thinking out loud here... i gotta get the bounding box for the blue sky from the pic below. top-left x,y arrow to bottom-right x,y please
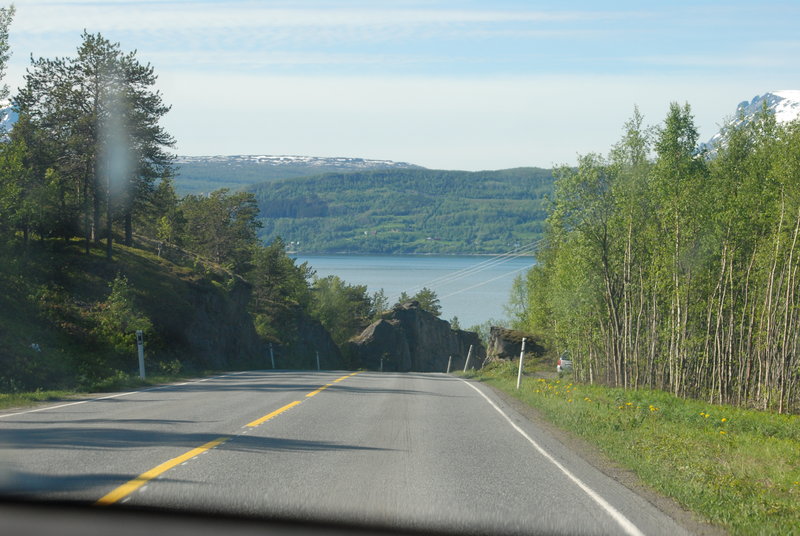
5,0 -> 800,169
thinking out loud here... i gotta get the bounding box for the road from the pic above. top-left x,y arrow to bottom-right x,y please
0,371 -> 690,535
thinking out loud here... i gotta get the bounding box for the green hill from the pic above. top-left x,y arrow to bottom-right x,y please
249,167 -> 554,254
173,156 -> 422,196
0,240 -> 267,392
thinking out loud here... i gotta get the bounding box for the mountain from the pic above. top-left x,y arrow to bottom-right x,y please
248,167 -> 553,255
706,90 -> 800,149
173,155 -> 423,195
0,100 -> 17,133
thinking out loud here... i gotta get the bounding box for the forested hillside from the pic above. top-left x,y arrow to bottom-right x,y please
250,167 -> 554,254
0,26 -> 412,392
512,105 -> 800,413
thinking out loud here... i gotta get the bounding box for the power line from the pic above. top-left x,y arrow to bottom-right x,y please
440,264 -> 533,299
410,239 -> 542,293
428,240 -> 541,289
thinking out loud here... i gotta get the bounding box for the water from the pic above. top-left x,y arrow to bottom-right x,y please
293,254 -> 534,328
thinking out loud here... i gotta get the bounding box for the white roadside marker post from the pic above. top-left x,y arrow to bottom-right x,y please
446,355 -> 452,373
463,344 -> 473,372
516,337 -> 527,390
136,330 -> 145,379
316,351 -> 321,371
269,343 -> 275,369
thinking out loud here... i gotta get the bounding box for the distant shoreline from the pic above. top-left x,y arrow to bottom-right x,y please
288,251 -> 537,258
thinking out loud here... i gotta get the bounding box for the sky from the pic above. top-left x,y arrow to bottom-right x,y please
4,0 -> 800,170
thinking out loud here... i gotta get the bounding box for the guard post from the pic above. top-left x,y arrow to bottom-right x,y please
136,330 -> 145,379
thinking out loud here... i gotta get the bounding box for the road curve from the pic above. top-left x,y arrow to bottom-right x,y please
0,371 -> 690,535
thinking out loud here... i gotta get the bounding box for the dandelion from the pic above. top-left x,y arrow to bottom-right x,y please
618,406 -> 624,409
703,413 -> 710,418
721,418 -> 727,423
719,431 -> 727,435
567,399 -> 573,403
699,412 -> 705,416
584,397 -> 591,402
626,402 -> 633,406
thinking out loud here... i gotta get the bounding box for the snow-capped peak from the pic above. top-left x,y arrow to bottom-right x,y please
769,90 -> 800,123
174,154 -> 421,170
705,90 -> 800,149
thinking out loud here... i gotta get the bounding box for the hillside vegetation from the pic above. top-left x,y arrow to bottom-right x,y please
249,167 -> 554,254
511,104 -> 800,413
0,239 -> 264,392
0,30 -> 411,396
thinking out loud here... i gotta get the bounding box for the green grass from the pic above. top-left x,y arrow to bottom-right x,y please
466,361 -> 800,535
0,390 -> 77,410
0,369 -> 222,411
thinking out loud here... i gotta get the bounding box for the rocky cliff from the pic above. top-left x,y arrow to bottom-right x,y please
343,301 -> 485,372
133,236 -> 342,371
486,326 -> 544,361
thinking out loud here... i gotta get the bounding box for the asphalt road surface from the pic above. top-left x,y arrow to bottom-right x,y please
0,371 -> 691,535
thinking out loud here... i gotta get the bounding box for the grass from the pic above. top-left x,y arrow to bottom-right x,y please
0,369 -> 222,411
465,360 -> 800,535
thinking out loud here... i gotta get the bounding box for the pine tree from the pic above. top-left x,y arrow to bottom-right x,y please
14,31 -> 175,257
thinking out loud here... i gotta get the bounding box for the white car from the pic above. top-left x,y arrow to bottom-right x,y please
557,354 -> 573,373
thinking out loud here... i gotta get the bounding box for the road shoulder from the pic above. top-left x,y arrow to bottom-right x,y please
478,379 -> 726,536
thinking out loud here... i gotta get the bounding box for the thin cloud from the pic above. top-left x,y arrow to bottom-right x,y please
11,2 -> 640,34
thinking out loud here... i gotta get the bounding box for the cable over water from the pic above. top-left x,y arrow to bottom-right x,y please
409,239 -> 542,293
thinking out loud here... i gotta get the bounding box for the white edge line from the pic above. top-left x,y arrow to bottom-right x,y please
0,372 -> 244,419
457,378 -> 645,536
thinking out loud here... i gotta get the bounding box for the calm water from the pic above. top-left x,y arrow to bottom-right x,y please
293,255 -> 534,328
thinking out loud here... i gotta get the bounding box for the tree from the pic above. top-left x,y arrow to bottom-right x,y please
136,174 -> 183,246
14,31 -> 175,257
0,4 -> 13,104
397,287 -> 442,316
369,288 -> 390,320
310,275 -> 372,345
180,189 -> 262,272
247,237 -> 314,342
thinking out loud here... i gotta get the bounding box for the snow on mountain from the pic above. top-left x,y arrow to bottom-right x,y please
174,154 -> 421,170
706,90 -> 800,149
0,101 -> 16,133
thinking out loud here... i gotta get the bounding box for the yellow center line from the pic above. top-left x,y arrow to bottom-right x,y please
306,383 -> 335,397
94,373 -> 364,507
246,400 -> 302,427
95,436 -> 230,506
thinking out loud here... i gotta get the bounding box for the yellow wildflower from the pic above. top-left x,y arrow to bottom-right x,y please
721,418 -> 727,422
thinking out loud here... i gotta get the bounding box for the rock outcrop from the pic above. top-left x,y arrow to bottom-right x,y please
486,326 -> 544,360
343,301 -> 485,372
